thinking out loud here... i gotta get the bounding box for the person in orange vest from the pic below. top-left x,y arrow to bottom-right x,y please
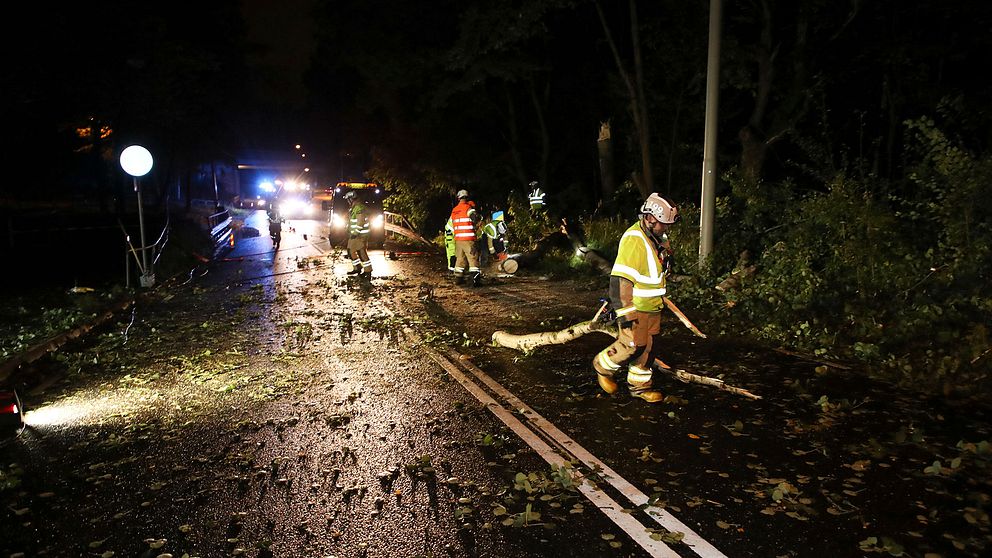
449,189 -> 482,286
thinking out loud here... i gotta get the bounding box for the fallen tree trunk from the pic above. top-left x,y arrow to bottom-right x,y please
509,230 -> 568,269
492,320 -> 609,353
561,218 -> 613,274
492,321 -> 761,399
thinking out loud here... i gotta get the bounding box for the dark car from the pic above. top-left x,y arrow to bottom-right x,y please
0,390 -> 24,435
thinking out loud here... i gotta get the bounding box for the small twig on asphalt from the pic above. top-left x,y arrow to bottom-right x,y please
121,306 -> 137,345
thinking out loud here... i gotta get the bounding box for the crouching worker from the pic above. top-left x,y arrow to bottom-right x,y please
592,193 -> 680,403
482,210 -> 508,265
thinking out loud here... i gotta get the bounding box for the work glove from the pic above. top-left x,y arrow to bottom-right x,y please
596,298 -> 617,325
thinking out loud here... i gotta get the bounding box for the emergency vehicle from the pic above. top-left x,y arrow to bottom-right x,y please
324,182 -> 386,247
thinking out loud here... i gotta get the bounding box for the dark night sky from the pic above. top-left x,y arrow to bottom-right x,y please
241,0 -> 316,111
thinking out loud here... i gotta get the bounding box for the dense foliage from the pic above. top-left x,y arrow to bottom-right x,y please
665,116 -> 992,395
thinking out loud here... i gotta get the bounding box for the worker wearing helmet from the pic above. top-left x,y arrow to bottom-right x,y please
592,193 -> 680,403
482,210 -> 508,262
449,189 -> 481,286
528,181 -> 545,213
344,190 -> 372,278
443,217 -> 456,271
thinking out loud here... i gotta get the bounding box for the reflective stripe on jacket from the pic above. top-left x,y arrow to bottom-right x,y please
349,202 -> 370,237
529,188 -> 545,207
611,221 -> 666,314
450,201 -> 478,241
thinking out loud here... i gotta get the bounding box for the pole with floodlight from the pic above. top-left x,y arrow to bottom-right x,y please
119,145 -> 155,288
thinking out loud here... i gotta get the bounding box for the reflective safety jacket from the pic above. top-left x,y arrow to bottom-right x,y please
482,220 -> 506,239
611,221 -> 668,315
450,200 -> 478,241
482,220 -> 507,253
529,188 -> 545,209
444,218 -> 456,257
349,201 -> 370,238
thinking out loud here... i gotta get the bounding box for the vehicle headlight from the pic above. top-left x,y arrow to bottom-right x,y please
303,204 -> 314,216
332,213 -> 347,228
257,199 -> 266,207
371,214 -> 384,228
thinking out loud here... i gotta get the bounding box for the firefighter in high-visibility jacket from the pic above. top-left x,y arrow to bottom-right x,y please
482,210 -> 508,263
592,193 -> 680,402
528,181 -> 546,213
443,217 -> 456,271
344,191 -> 373,278
449,189 -> 482,286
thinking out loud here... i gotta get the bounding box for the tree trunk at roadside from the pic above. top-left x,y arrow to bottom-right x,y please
598,122 -> 615,205
595,0 -> 653,199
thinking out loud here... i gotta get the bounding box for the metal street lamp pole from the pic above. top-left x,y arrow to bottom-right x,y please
120,145 -> 155,287
698,0 -> 722,268
134,176 -> 150,283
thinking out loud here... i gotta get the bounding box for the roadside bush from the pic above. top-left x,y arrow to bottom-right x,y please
557,118 -> 991,396
700,118 -> 991,394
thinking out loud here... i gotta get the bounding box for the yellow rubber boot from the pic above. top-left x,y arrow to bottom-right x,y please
592,352 -> 620,394
628,364 -> 663,403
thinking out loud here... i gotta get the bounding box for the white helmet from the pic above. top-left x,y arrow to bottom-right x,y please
456,189 -> 469,199
343,190 -> 356,201
639,193 -> 679,224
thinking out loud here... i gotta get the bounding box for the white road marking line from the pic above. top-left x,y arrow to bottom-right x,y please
417,338 -> 681,558
382,297 -> 725,557
442,347 -> 728,558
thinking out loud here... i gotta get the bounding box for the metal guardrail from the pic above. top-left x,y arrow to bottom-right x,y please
207,208 -> 234,258
383,211 -> 433,246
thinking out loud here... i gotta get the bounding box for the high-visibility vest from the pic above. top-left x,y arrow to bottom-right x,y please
529,188 -> 545,209
610,221 -> 668,315
450,201 -> 478,241
349,202 -> 370,238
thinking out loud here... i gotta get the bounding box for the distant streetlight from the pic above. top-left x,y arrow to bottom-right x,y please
120,145 -> 155,288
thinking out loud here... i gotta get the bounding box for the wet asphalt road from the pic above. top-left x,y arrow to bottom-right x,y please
1,210 -> 990,558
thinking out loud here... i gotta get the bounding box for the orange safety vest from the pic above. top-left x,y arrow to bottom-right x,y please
450,201 -> 478,241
